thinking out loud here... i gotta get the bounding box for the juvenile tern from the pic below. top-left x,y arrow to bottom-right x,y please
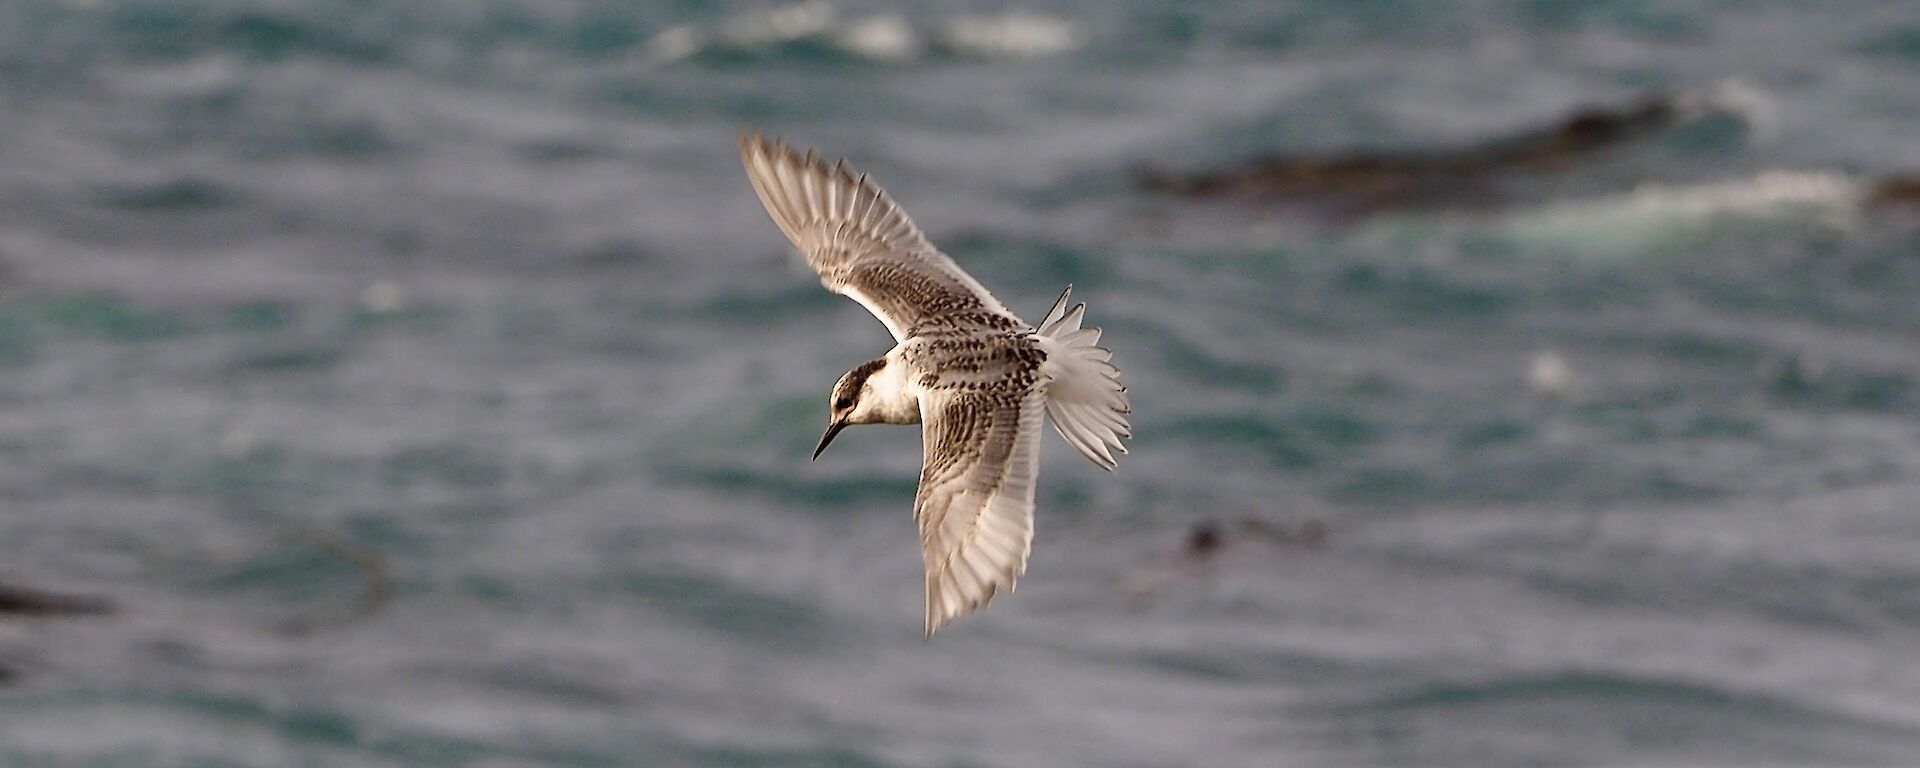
739,133 -> 1131,636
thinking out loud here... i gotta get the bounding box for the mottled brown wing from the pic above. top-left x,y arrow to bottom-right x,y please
913,386 -> 1046,636
739,133 -> 1020,341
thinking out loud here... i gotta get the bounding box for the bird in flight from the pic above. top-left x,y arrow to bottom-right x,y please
739,133 -> 1132,636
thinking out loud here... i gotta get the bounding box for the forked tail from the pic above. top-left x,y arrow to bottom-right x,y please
1035,286 -> 1131,470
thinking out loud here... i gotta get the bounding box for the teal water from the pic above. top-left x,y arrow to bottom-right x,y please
4,1 -> 1920,766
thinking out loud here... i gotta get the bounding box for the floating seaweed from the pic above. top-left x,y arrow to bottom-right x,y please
1138,91 -> 1748,215
1867,174 -> 1920,211
1122,513 -> 1330,609
0,583 -> 114,617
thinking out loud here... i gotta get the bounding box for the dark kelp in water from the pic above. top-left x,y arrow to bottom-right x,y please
0,585 -> 109,686
1868,174 -> 1920,211
1122,514 -> 1330,609
1138,93 -> 1732,214
0,583 -> 114,617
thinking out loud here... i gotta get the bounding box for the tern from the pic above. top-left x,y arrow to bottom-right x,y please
740,133 -> 1132,636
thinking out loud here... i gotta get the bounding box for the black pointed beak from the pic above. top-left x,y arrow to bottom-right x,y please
813,419 -> 848,461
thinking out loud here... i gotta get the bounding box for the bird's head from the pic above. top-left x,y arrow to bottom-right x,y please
815,357 -> 889,459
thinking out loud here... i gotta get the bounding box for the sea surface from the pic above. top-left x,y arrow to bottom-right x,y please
3,1 -> 1920,766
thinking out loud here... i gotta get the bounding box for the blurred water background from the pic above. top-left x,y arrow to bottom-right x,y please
3,1 -> 1920,765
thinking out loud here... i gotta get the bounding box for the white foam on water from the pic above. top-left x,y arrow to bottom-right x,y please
934,11 -> 1084,59
646,2 -> 843,63
830,14 -> 922,62
642,3 -> 1080,63
717,0 -> 839,47
1494,171 -> 1867,258
1527,350 -> 1575,398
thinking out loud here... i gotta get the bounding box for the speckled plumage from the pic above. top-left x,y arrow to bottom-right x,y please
740,133 -> 1131,635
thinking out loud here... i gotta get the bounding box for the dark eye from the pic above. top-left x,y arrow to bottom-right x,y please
835,397 -> 853,409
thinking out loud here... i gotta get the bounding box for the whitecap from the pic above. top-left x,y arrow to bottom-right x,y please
935,11 -> 1083,59
642,4 -> 1080,64
831,14 -> 922,62
1494,171 -> 1866,257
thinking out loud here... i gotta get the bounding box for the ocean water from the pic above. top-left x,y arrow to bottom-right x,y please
3,1 -> 1920,765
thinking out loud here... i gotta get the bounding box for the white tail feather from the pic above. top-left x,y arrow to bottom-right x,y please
1036,285 -> 1131,470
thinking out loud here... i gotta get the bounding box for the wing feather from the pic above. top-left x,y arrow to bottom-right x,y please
740,133 -> 1020,341
914,387 -> 1045,636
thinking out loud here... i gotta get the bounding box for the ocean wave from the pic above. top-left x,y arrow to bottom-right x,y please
643,2 -> 1083,64
1490,171 -> 1868,257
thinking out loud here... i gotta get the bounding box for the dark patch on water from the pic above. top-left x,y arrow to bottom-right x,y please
1767,357 -> 1915,412
1330,465 -> 1433,506
1336,263 -> 1522,319
0,308 -> 38,366
672,745 -> 893,768
30,295 -> 190,343
247,119 -> 402,160
1518,0 -> 1706,40
379,444 -> 508,491
3,690 -> 624,765
1859,26 -> 1920,62
1334,670 -> 1920,767
945,234 -> 1113,294
1129,323 -> 1283,394
515,138 -> 611,162
568,238 -> 654,269
0,583 -> 113,616
1352,672 -> 1776,712
223,301 -> 298,333
94,179 -> 239,212
194,447 -> 293,500
1137,648 -> 1384,687
1160,405 -> 1378,469
560,9 -> 651,58
214,10 -> 396,63
344,304 -> 451,334
1679,410 -> 1763,439
227,342 -> 345,374
1858,575 -> 1920,626
1591,329 -> 1773,367
492,304 -> 563,345
667,465 -> 920,510
698,282 -> 842,329
618,569 -> 830,650
190,540 -> 369,608
1453,418 -> 1534,449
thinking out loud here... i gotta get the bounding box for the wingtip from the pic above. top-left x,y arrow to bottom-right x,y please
738,129 -> 769,158
740,132 -> 864,188
741,131 -> 797,162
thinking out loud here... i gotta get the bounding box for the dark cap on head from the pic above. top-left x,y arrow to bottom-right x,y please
831,358 -> 886,408
817,357 -> 888,460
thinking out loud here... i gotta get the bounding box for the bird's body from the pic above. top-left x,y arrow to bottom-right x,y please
739,134 -> 1130,635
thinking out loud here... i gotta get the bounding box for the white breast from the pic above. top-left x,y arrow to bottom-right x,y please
853,349 -> 924,425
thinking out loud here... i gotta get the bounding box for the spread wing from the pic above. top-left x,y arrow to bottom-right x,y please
739,133 -> 1020,341
914,386 -> 1046,636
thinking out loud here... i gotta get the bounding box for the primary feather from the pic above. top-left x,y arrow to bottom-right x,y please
739,132 -> 1013,341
